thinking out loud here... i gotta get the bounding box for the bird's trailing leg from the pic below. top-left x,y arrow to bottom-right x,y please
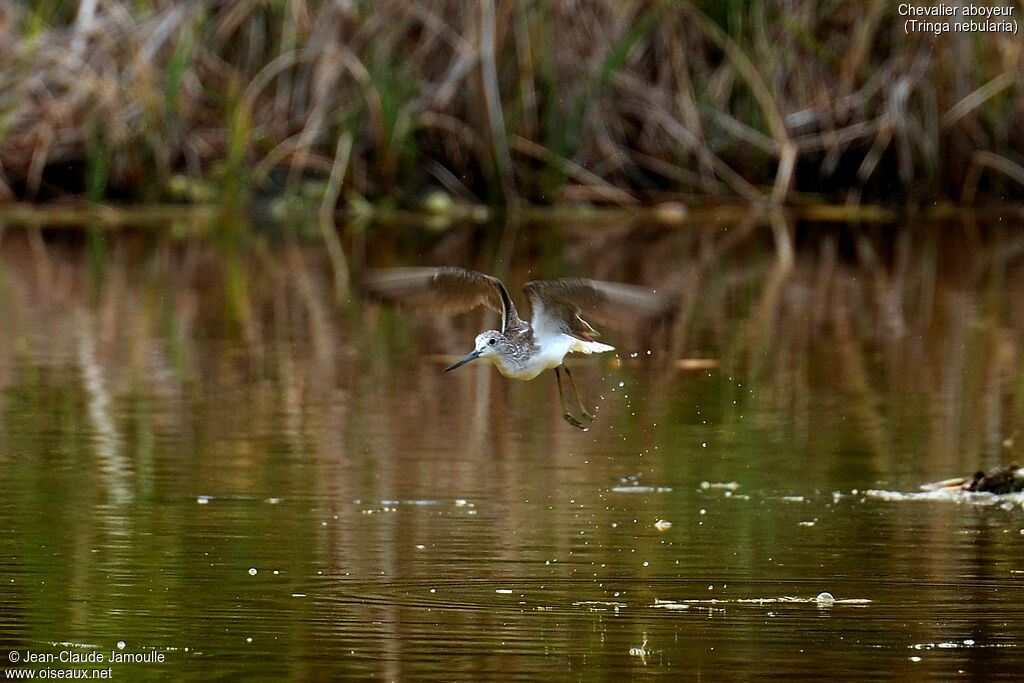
562,365 -> 595,422
555,366 -> 586,429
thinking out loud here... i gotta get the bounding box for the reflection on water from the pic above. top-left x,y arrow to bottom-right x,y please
0,214 -> 1022,679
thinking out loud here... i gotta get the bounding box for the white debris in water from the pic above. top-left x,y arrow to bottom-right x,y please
700,481 -> 740,491
654,519 -> 673,531
866,488 -> 1024,506
910,656 -> 922,662
574,600 -> 626,612
628,639 -> 650,659
654,595 -> 870,607
248,568 -> 257,576
495,588 -> 513,594
651,600 -> 690,610
196,496 -> 211,505
799,520 -> 817,527
911,639 -> 986,650
116,642 -> 126,651
610,486 -> 673,493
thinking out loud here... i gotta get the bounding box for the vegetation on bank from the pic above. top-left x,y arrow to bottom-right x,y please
1,0 -> 1023,209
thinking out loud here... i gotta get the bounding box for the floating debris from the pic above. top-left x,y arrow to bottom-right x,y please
654,519 -> 673,531
910,639 -> 1017,650
610,485 -> 673,493
573,600 -> 627,612
920,465 -> 1024,495
700,481 -> 740,491
628,639 -> 650,662
653,595 -> 870,608
651,601 -> 690,610
867,488 -> 1024,506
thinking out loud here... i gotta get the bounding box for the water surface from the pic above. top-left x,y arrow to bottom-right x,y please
0,214 -> 1021,680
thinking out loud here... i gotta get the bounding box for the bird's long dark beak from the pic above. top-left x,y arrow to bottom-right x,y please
445,349 -> 482,372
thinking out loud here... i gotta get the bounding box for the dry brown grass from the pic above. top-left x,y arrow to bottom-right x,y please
1,1 -> 1022,206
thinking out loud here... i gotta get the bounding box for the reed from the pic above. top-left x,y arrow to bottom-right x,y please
0,0 -> 1021,207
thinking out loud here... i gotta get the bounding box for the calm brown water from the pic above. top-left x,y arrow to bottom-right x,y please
0,213 -> 1022,680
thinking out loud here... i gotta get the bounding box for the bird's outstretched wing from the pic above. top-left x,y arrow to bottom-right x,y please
363,267 -> 522,333
524,278 -> 675,341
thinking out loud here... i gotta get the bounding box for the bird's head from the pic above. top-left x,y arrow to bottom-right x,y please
444,330 -> 509,371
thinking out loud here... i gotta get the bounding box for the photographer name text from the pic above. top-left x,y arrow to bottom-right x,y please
10,650 -> 164,664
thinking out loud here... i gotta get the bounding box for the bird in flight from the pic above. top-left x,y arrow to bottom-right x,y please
363,267 -> 671,429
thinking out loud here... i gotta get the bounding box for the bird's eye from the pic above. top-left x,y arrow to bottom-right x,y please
488,338 -> 497,346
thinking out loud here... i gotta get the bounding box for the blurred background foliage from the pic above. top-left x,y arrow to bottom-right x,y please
0,0 -> 1022,208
